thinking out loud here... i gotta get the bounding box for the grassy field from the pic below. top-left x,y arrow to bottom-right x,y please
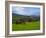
12,21 -> 40,31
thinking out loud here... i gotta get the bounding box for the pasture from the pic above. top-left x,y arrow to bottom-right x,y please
12,21 -> 40,31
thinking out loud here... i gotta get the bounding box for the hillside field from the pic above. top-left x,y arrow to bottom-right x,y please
12,21 -> 40,31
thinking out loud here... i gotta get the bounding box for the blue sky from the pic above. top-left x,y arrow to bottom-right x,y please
12,6 -> 40,16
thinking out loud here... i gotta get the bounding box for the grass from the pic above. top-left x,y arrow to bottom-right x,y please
12,21 -> 40,31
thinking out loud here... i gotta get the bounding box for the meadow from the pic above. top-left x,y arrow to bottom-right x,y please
12,21 -> 40,31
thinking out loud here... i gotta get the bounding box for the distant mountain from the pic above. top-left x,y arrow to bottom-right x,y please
12,13 -> 40,21
12,13 -> 18,16
12,13 -> 24,16
12,13 -> 40,17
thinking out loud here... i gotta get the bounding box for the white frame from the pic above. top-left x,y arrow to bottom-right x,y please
9,4 -> 43,35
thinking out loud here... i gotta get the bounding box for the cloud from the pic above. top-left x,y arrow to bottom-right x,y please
15,7 -> 25,14
12,6 -> 40,16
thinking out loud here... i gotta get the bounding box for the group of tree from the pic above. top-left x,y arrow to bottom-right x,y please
12,16 -> 40,24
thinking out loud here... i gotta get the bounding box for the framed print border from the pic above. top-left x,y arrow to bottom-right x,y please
5,1 -> 45,37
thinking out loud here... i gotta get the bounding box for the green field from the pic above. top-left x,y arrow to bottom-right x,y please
12,21 -> 40,31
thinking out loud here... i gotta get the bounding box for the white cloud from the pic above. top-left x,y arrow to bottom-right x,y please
15,7 -> 26,15
12,6 -> 40,16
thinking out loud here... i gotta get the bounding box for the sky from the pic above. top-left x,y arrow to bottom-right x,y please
12,6 -> 40,16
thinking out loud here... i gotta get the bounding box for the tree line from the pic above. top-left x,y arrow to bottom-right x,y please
12,16 -> 40,24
